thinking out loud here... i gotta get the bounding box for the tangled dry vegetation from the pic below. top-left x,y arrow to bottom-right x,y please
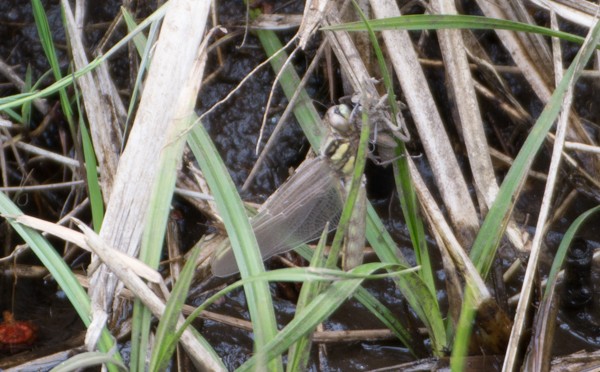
1,0 -> 600,371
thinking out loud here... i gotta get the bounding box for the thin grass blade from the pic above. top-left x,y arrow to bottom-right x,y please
237,263 -> 414,371
323,14 -> 591,48
188,121 -> 282,370
150,245 -> 223,371
286,224 -> 330,372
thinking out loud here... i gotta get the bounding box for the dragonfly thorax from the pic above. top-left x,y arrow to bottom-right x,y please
322,137 -> 356,176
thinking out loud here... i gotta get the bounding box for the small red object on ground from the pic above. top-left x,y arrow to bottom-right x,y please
0,311 -> 37,351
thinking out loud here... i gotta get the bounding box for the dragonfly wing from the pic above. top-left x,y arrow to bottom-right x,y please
253,175 -> 344,261
211,158 -> 345,277
211,242 -> 240,277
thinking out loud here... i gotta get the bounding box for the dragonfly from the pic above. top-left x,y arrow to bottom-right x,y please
211,104 -> 362,277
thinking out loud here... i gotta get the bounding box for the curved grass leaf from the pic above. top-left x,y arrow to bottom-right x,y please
188,120 -> 281,370
545,205 -> 600,299
150,244 -> 223,372
237,263 -> 414,371
50,351 -> 127,372
323,14 -> 592,48
0,3 -> 170,113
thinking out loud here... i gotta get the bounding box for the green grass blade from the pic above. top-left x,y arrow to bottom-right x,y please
469,25 -> 600,279
151,245 -> 223,371
121,7 -> 162,150
294,243 -> 416,355
521,206 -> 600,369
323,14 -> 591,48
326,93 -> 371,268
133,106 -> 205,370
3,107 -> 23,123
0,3 -> 169,113
131,52 -> 208,366
187,120 -> 282,370
21,66 -> 33,126
31,0 -> 64,83
32,0 -> 75,133
362,203 -> 446,354
121,7 -> 151,57
79,119 -> 104,231
71,83 -> 104,231
50,351 -> 127,372
353,283 -> 416,354
131,99 -> 189,372
168,265 -> 409,370
286,226 -> 330,372
38,0 -> 105,233
237,264 -> 414,371
169,265 -> 414,370
544,205 -> 600,300
51,351 -> 129,372
129,300 -> 149,371
350,0 -> 436,307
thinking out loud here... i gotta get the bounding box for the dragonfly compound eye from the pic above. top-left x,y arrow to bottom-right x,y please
326,104 -> 353,134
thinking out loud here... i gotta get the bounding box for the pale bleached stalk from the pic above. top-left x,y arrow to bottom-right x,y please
79,0 -> 211,333
475,0 -> 553,103
75,220 -> 224,371
369,0 -> 479,246
433,0 -> 526,251
433,0 -> 495,210
502,12 -> 572,372
530,0 -> 600,27
62,0 -> 124,197
322,11 -> 378,98
476,0 -> 599,169
297,0 -> 331,48
564,141 -> 600,153
408,158 -> 489,299
0,135 -> 80,168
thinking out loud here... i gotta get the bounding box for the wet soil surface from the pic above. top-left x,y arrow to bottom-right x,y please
1,0 -> 600,371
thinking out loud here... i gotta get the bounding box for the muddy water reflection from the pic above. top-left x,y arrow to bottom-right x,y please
0,277 -> 84,369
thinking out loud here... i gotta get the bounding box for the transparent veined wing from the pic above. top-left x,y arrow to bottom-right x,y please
211,157 -> 346,277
